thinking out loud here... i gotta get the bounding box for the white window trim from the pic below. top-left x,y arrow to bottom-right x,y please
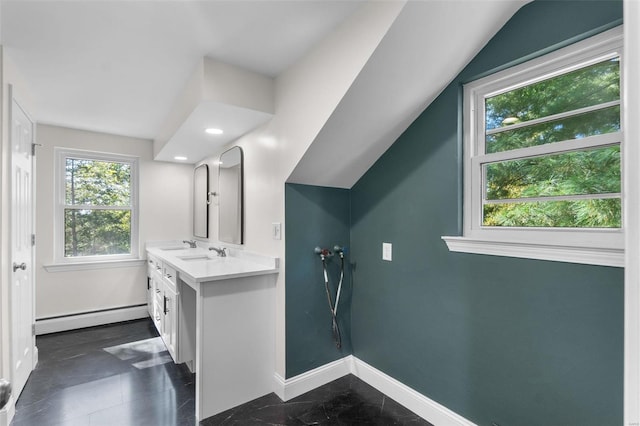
53,148 -> 140,265
443,26 -> 624,267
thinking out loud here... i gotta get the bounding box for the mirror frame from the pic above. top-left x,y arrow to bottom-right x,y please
193,163 -> 209,238
218,146 -> 244,245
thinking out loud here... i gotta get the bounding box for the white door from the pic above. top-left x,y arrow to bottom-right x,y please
10,85 -> 35,398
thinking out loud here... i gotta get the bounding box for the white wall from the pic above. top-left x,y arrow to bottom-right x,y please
35,124 -> 193,319
199,1 -> 405,377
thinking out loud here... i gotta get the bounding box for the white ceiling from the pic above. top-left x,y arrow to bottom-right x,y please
0,0 -> 364,140
2,0 -> 530,187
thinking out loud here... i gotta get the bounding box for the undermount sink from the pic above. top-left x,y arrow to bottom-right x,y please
177,254 -> 235,263
160,246 -> 188,251
178,255 -> 212,262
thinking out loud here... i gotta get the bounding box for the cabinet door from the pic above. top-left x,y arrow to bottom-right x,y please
153,299 -> 162,333
146,258 -> 154,316
152,276 -> 163,333
163,285 -> 178,361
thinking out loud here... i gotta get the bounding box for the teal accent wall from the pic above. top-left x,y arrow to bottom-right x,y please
285,183 -> 352,377
349,1 -> 623,426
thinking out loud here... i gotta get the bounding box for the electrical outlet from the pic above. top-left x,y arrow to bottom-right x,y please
272,222 -> 282,240
382,242 -> 392,261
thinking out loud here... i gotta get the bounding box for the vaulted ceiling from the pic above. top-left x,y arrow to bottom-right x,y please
1,0 -> 530,188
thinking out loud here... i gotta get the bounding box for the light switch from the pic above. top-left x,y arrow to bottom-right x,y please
382,242 -> 392,261
272,222 -> 282,240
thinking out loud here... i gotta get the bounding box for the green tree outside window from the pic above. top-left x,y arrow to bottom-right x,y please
64,158 -> 132,257
482,58 -> 621,228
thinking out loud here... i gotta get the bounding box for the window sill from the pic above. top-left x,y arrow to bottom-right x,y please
43,259 -> 146,272
441,236 -> 623,267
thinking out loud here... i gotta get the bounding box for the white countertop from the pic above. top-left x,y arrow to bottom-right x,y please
146,245 -> 279,284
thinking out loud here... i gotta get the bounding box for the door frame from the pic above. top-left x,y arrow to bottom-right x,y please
624,1 -> 640,424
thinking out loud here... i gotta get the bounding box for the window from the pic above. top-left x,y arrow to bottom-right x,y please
443,27 -> 624,267
55,149 -> 139,263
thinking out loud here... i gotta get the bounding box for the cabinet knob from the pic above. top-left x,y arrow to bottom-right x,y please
165,274 -> 172,279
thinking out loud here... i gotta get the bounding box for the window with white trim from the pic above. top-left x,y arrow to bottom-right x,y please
55,149 -> 139,263
443,27 -> 624,267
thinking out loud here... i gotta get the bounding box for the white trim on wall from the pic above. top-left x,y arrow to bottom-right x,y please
273,356 -> 354,401
42,259 -> 146,272
0,396 -> 15,426
35,305 -> 148,335
274,356 -> 478,426
352,358 -> 477,426
442,236 -> 624,267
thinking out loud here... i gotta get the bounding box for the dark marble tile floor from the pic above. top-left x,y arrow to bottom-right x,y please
202,374 -> 432,426
11,319 -> 431,425
11,319 -> 195,426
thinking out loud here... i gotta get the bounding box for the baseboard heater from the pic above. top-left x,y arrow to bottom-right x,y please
35,304 -> 148,335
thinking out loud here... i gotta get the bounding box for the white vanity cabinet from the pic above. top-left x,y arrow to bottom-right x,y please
146,244 -> 278,422
146,250 -> 195,367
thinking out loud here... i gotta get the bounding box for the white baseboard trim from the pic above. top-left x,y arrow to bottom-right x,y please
35,305 -> 148,335
273,355 -> 355,401
275,355 -> 476,426
0,395 -> 15,426
352,357 -> 477,426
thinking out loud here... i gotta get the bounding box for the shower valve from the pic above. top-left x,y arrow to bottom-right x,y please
314,246 -> 332,257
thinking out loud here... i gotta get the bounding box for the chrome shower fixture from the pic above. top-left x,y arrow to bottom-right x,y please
333,245 -> 346,256
314,244 -> 346,349
314,246 -> 333,258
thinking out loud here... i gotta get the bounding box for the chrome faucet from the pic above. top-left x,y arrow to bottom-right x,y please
209,246 -> 227,257
183,240 -> 197,248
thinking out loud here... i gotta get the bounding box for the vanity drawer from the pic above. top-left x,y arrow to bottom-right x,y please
154,282 -> 163,305
151,258 -> 163,278
163,264 -> 177,289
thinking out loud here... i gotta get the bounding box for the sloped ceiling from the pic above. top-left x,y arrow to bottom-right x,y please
288,0 -> 531,189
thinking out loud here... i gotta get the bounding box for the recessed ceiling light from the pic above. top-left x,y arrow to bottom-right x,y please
174,156 -> 188,161
205,128 -> 223,135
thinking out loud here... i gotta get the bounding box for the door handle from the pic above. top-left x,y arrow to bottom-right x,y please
12,262 -> 26,272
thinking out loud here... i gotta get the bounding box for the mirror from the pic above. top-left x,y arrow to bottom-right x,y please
193,164 -> 209,238
218,146 -> 244,244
